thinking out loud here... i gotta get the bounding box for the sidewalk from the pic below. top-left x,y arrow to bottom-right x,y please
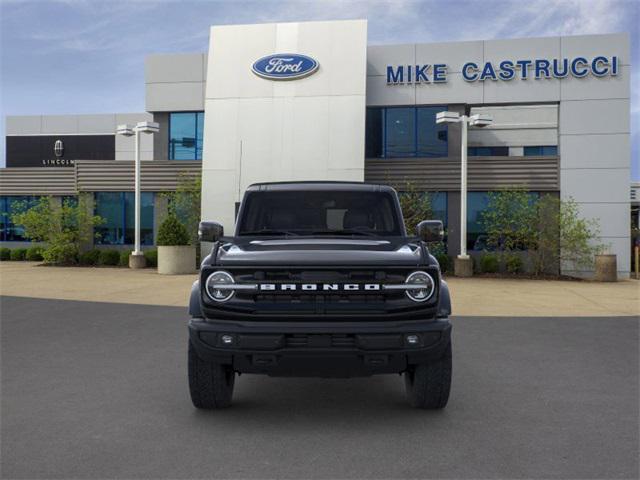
0,262 -> 638,317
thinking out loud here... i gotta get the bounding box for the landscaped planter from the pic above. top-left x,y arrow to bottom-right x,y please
158,245 -> 196,275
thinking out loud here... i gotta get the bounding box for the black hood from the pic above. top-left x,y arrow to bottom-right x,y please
214,237 -> 424,267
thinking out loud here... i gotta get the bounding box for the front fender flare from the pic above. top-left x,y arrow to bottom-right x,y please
188,280 -> 203,318
437,279 -> 451,318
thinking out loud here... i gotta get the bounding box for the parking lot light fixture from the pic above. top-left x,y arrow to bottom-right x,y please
436,111 -> 492,274
116,121 -> 159,268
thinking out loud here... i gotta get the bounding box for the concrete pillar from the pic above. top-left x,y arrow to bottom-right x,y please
454,256 -> 473,277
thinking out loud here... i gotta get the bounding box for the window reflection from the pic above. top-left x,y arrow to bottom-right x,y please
365,106 -> 448,158
95,192 -> 154,245
0,196 -> 39,242
169,112 -> 204,160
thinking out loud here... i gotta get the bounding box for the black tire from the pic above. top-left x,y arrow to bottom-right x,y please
404,341 -> 452,409
188,340 -> 235,409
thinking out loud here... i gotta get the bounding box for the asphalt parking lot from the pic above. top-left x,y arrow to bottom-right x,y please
1,296 -> 638,479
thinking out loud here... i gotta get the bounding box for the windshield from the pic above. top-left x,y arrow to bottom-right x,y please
237,190 -> 403,236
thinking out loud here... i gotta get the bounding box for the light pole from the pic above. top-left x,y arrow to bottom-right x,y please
436,111 -> 492,276
116,121 -> 159,268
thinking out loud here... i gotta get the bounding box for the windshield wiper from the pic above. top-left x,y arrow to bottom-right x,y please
240,229 -> 299,236
311,229 -> 376,237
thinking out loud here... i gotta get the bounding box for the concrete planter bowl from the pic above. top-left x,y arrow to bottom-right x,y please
157,245 -> 196,275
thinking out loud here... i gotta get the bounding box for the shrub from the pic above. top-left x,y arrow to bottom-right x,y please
157,214 -> 190,246
479,254 -> 499,273
79,249 -> 101,266
0,248 -> 10,261
11,196 -> 103,265
99,249 -> 120,266
435,253 -> 449,273
144,249 -> 158,267
25,246 -> 44,261
10,248 -> 27,261
119,250 -> 130,267
505,254 -> 524,274
43,244 -> 78,265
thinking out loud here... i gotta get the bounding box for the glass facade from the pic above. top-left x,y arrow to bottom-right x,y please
366,106 -> 448,158
468,146 -> 509,156
467,191 -> 540,252
430,192 -> 448,229
0,196 -> 38,242
524,145 -> 558,156
169,112 -> 204,160
95,192 -> 154,245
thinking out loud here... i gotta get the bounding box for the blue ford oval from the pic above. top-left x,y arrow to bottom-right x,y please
252,53 -> 319,80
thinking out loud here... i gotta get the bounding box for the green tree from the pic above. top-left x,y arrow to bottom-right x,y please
397,181 -> 447,261
480,189 -> 604,275
480,188 -> 537,252
11,196 -> 103,265
397,182 -> 434,235
534,196 -> 604,273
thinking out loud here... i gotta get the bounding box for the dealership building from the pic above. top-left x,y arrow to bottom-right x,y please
0,20 -> 632,277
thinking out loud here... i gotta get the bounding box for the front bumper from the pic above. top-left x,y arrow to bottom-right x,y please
188,318 -> 452,377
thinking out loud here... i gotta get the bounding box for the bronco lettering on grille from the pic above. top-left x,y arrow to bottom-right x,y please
258,283 -> 382,291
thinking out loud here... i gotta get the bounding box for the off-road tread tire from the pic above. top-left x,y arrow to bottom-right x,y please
404,341 -> 452,409
188,340 -> 235,409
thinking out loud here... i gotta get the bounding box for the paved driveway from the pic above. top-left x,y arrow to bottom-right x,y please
1,296 -> 638,479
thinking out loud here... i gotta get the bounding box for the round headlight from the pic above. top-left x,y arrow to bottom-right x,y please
205,271 -> 235,302
405,271 -> 435,302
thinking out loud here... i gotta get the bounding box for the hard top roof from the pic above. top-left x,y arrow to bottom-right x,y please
245,181 -> 396,193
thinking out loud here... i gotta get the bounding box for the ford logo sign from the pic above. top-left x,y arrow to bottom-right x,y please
252,53 -> 319,80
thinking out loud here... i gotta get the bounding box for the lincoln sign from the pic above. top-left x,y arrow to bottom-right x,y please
386,55 -> 621,84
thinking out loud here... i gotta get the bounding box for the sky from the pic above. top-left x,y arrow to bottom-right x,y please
1,0 -> 638,178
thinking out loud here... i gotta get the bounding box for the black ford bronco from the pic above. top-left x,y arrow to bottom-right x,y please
188,182 -> 452,409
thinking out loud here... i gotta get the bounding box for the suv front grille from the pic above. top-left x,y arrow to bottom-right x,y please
202,267 -> 438,319
285,334 -> 356,348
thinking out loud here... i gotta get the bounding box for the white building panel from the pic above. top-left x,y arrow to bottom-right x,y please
560,168 -> 629,203
560,65 -> 630,101
41,115 -> 78,134
146,53 -> 205,83
415,40 -> 484,73
366,44 -> 415,77
201,20 -> 367,229
560,99 -> 629,135
468,128 -> 557,147
415,73 -> 484,105
146,82 -> 205,112
483,77 -> 561,103
77,114 -> 116,134
483,36 -> 561,64
6,116 -> 42,134
366,76 -> 415,106
576,203 -> 630,241
560,134 -> 630,169
469,105 -> 558,147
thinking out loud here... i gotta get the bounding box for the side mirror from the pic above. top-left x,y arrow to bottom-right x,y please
198,221 -> 224,242
416,220 -> 444,243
